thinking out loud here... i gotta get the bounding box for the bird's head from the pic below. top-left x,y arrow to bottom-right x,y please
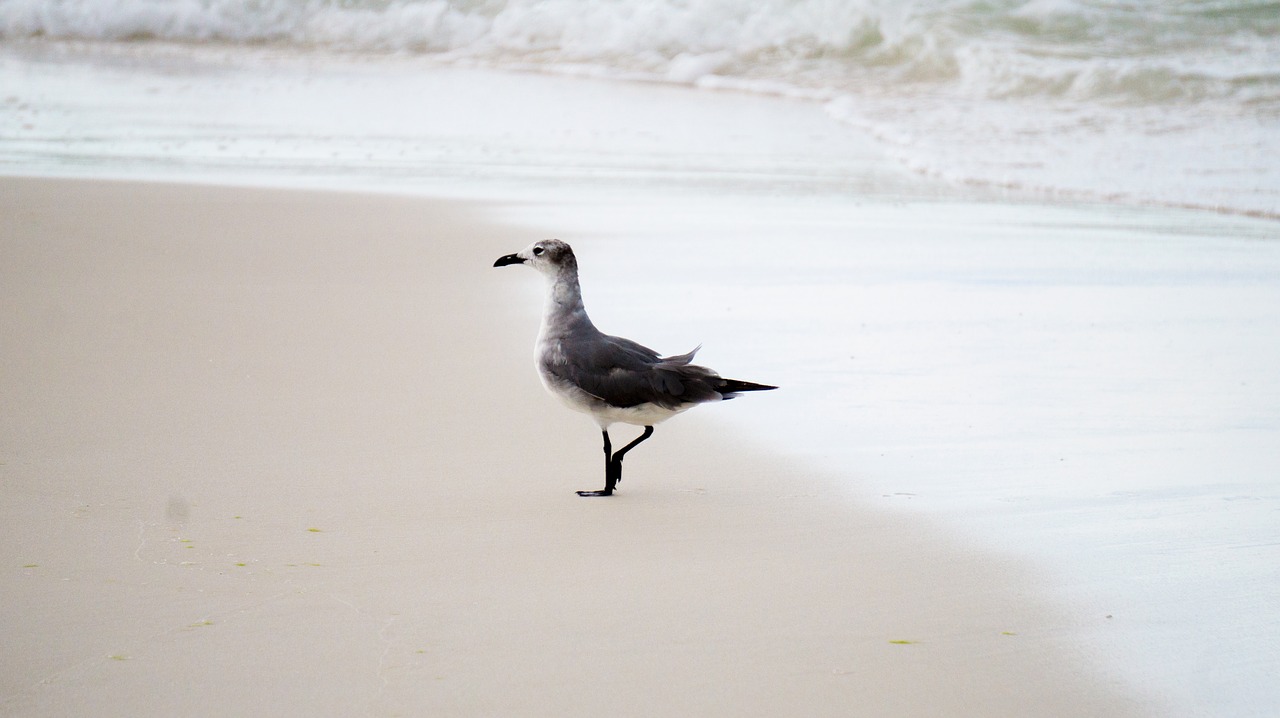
493,239 -> 577,276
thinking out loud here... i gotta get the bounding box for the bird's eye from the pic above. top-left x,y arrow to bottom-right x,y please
532,246 -> 545,256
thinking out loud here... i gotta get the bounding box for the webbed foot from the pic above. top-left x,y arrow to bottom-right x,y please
576,488 -> 614,497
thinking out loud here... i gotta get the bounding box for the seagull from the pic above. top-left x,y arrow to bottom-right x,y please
493,239 -> 776,497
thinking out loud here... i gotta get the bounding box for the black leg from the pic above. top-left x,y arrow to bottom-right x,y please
602,430 -> 612,474
577,430 -> 617,497
612,425 -> 654,465
576,426 -> 654,498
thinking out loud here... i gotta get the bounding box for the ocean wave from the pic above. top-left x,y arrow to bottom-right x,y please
3,0 -> 1276,215
3,0 -> 1276,108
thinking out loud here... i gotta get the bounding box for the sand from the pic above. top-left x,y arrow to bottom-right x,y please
0,176 -> 1152,716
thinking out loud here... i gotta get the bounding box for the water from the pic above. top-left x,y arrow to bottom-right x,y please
3,0 -> 1278,216
0,41 -> 926,199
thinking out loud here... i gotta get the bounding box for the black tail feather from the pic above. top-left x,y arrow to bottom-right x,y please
717,378 -> 778,398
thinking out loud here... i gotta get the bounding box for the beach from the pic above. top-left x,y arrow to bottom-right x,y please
3,176 -> 1146,716
2,18 -> 1279,717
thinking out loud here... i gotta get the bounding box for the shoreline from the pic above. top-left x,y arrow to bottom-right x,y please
7,163 -> 1279,225
0,175 -> 1153,716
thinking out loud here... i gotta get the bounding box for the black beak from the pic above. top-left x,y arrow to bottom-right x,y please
493,253 -> 524,267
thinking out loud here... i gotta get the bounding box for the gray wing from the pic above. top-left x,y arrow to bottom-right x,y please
558,334 -> 723,409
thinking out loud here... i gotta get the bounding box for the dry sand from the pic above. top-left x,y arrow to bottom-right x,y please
1,177 -> 1149,716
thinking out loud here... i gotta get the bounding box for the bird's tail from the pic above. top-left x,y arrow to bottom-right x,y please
717,378 -> 778,399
